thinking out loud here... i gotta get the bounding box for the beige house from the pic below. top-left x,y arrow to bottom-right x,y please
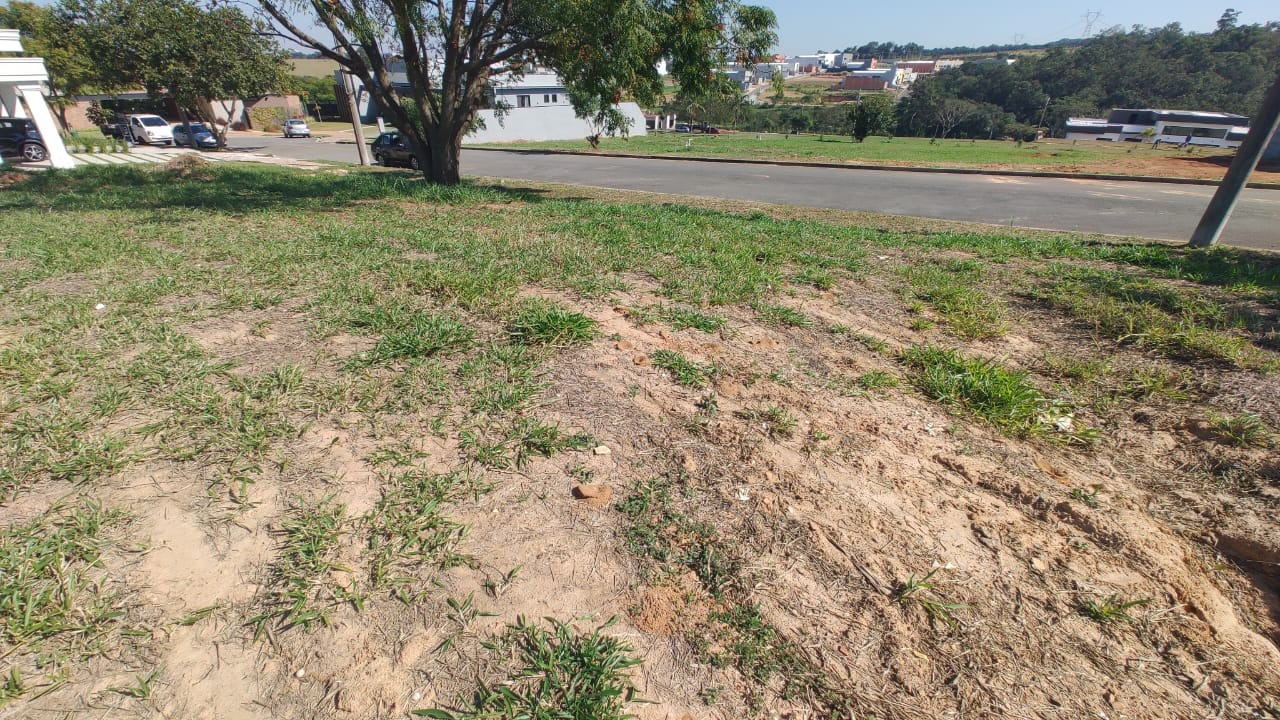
0,28 -> 74,168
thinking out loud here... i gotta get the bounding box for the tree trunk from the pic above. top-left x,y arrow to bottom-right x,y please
423,124 -> 463,185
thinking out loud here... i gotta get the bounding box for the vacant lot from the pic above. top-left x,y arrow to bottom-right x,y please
482,133 -> 1280,183
1,161 -> 1278,719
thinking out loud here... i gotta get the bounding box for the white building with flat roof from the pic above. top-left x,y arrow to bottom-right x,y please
1064,108 -> 1250,148
344,69 -> 647,144
0,28 -> 74,167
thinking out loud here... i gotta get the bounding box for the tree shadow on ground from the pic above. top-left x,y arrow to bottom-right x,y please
0,163 -> 552,215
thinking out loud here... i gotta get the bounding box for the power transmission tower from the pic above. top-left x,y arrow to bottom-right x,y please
1082,11 -> 1102,37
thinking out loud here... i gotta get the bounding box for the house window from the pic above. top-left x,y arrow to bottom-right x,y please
552,94 -> 559,103
543,94 -> 551,104
517,95 -> 531,108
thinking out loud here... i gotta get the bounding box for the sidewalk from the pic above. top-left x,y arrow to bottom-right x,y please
13,145 -> 327,171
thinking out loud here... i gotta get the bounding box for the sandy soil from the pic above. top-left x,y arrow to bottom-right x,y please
2,211 -> 1278,719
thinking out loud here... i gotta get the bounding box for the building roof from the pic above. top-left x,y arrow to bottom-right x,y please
1107,108 -> 1250,126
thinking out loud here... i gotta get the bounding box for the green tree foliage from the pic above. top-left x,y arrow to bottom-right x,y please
851,93 -> 895,141
894,12 -> 1280,138
770,69 -> 787,102
60,0 -> 290,145
0,1 -> 95,129
285,76 -> 337,105
258,0 -> 777,184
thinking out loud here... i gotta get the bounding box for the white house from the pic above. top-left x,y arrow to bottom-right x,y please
0,28 -> 74,168
1064,108 -> 1251,148
344,70 -> 647,144
468,72 -> 646,143
790,54 -> 826,72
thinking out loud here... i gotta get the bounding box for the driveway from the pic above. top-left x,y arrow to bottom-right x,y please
231,134 -> 1280,252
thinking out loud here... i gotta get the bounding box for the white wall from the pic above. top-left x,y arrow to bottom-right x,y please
465,102 -> 647,144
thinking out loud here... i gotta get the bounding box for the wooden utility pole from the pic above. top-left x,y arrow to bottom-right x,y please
341,72 -> 371,166
1188,70 -> 1280,248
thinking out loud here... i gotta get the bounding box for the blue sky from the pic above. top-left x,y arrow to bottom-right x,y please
755,1 -> 1279,54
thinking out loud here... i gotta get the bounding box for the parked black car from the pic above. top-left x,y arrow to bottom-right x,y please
172,122 -> 219,149
100,121 -> 128,139
0,117 -> 48,163
370,131 -> 420,169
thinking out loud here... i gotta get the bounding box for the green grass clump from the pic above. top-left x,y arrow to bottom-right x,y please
794,267 -> 837,290
901,261 -> 1007,339
629,304 -> 727,333
419,617 -> 642,720
1207,412 -> 1274,448
901,346 -> 1060,438
364,469 -> 480,593
508,303 -> 598,347
651,349 -> 717,388
0,501 -> 128,704
855,370 -> 899,390
736,405 -> 798,439
753,302 -> 811,328
365,313 -> 475,364
895,567 -> 967,627
252,497 -> 357,634
1079,595 -> 1149,624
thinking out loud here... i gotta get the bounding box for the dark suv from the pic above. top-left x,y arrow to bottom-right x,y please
370,131 -> 419,169
0,118 -> 48,163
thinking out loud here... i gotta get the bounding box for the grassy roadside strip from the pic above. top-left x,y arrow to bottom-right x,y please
471,134 -> 1272,183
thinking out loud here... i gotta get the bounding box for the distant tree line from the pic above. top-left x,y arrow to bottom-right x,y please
839,38 -> 1090,59
666,10 -> 1276,143
896,11 -> 1279,139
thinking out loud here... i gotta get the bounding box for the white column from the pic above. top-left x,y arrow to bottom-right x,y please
18,85 -> 75,168
0,83 -> 23,117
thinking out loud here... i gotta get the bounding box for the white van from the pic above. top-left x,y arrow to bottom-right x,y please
125,114 -> 174,145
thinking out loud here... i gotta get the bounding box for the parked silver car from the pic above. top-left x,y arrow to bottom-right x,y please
283,119 -> 311,138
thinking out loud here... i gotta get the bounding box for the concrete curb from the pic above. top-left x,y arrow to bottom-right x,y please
465,146 -> 1280,191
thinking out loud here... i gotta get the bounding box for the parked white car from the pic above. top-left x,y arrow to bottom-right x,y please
125,114 -> 174,145
283,119 -> 311,138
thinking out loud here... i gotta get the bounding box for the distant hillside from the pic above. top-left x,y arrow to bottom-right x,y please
837,38 -> 1088,59
894,11 -> 1280,139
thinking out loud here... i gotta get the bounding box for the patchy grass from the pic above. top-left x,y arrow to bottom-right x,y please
615,477 -> 858,715
508,302 -> 598,347
736,405 -> 798,439
361,313 -> 475,365
4,164 -> 1280,719
626,304 -> 727,333
901,345 -> 1083,440
252,496 -> 357,634
855,370 -> 899,391
0,501 -> 130,704
752,302 -> 811,328
901,259 -> 1007,339
651,349 -> 718,389
421,617 -> 643,720
1207,413 -> 1274,448
1029,266 -> 1275,370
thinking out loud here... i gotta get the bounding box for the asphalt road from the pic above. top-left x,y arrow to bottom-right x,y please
234,133 -> 1280,252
